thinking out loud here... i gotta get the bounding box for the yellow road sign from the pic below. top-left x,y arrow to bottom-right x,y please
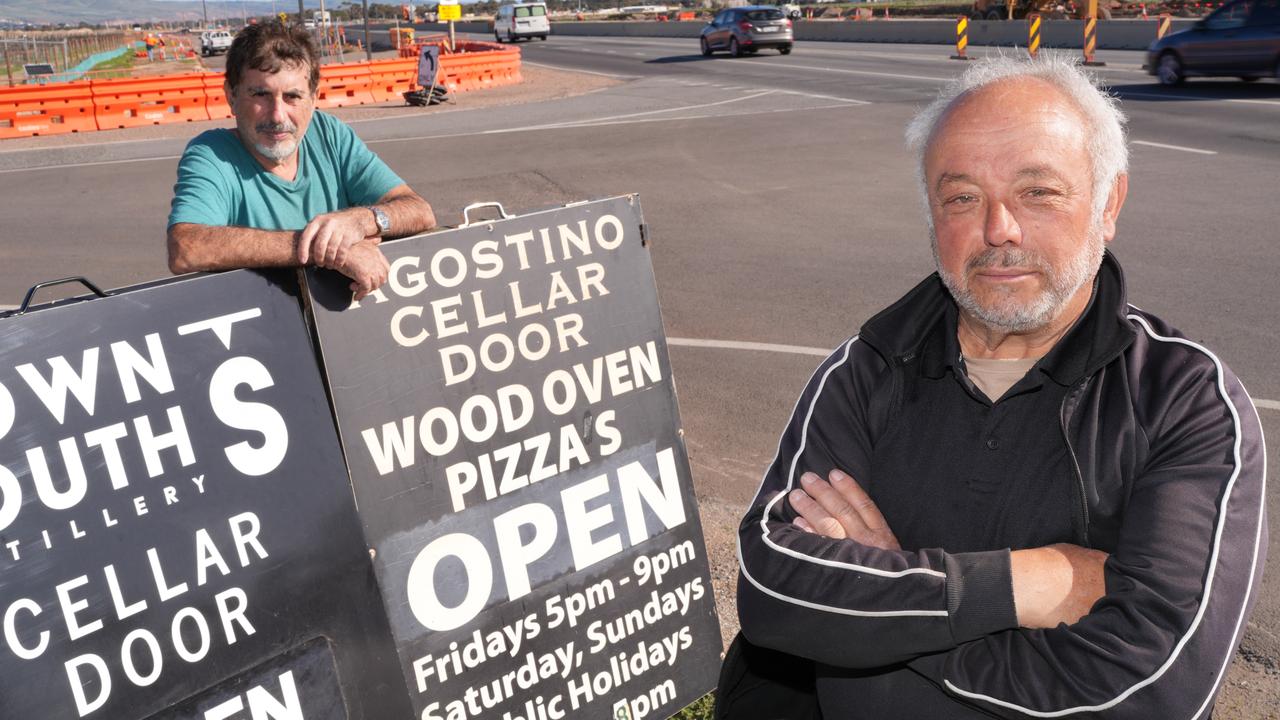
439,4 -> 462,20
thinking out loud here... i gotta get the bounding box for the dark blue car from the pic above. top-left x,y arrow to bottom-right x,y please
1147,0 -> 1280,84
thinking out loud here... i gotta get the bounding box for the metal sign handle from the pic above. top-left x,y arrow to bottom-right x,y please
459,201 -> 511,228
15,276 -> 110,315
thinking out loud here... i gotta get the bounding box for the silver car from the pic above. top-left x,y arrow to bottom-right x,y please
701,6 -> 795,57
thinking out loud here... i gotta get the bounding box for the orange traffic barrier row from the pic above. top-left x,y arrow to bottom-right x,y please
0,47 -> 522,139
0,81 -> 97,138
438,45 -> 522,93
203,74 -> 232,120
92,74 -> 209,130
368,58 -> 418,102
316,63 -> 377,109
440,55 -> 521,93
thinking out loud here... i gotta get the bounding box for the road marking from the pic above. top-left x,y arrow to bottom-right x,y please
514,90 -> 776,129
0,155 -> 181,174
473,102 -> 858,132
520,60 -> 637,78
1132,140 -> 1217,155
1120,90 -> 1280,107
0,135 -> 170,155
668,336 -> 830,357
750,62 -> 947,83
668,336 -> 1280,411
779,89 -> 870,105
1227,98 -> 1280,107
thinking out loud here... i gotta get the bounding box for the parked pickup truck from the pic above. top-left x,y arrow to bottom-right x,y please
200,30 -> 233,56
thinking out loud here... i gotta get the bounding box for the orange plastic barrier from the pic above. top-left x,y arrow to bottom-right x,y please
1,46 -> 522,141
316,63 -> 375,108
91,75 -> 210,129
203,73 -> 232,120
0,81 -> 98,138
367,58 -> 420,102
438,43 -> 522,94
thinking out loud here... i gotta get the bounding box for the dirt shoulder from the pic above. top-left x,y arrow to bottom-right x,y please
0,64 -> 621,152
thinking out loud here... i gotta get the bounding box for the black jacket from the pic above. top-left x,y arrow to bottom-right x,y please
733,253 -> 1268,718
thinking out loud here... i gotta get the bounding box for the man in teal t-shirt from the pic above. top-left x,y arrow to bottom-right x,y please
167,21 -> 436,299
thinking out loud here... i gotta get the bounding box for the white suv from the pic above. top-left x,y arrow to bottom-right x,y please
494,2 -> 550,42
201,30 -> 233,56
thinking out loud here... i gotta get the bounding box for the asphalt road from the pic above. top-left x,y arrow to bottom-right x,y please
1,36 -> 1277,715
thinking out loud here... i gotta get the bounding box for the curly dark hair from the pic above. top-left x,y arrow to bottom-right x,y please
225,21 -> 321,94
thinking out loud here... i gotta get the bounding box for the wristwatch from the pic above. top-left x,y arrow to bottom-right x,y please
370,206 -> 391,235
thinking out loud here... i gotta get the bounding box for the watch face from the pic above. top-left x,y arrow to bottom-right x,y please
374,207 -> 391,233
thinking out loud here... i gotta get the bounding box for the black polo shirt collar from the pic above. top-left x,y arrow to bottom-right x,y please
860,251 -> 1136,388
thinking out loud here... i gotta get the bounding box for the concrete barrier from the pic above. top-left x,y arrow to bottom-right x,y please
420,18 -> 1195,50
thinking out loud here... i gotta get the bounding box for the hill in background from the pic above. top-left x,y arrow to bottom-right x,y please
0,1 -> 320,25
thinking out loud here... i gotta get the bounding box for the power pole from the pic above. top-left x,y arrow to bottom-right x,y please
3,41 -> 13,88
363,0 -> 372,61
202,0 -> 209,27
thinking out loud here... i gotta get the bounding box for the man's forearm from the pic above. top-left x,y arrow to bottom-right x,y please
375,187 -> 436,238
167,223 -> 300,274
1010,544 -> 1107,628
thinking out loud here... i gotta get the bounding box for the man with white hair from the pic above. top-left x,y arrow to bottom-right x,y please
723,54 -> 1266,719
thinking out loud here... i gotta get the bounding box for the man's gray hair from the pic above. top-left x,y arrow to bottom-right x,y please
904,53 -> 1129,221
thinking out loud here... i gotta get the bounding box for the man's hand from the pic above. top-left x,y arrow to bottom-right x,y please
788,469 -> 901,551
1010,544 -> 1108,628
297,208 -> 377,269
334,239 -> 390,301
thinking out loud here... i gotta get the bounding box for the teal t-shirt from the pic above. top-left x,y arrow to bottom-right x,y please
168,111 -> 403,231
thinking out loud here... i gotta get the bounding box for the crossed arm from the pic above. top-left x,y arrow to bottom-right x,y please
167,184 -> 435,299
788,468 -> 1107,629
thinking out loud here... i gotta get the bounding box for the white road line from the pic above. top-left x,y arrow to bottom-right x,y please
0,135 -> 171,155
668,335 -> 1280,411
520,60 -> 638,78
1227,98 -> 1280,107
515,89 -> 776,130
668,336 -> 830,357
1120,91 -> 1280,107
1132,139 -> 1217,155
752,61 -> 947,83
779,89 -> 870,105
0,155 -> 182,174
490,102 -> 858,130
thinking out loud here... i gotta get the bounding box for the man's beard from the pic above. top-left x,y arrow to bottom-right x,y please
252,122 -> 299,161
932,221 -> 1106,334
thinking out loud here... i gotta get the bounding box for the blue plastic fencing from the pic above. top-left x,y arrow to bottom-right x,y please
40,44 -> 132,84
